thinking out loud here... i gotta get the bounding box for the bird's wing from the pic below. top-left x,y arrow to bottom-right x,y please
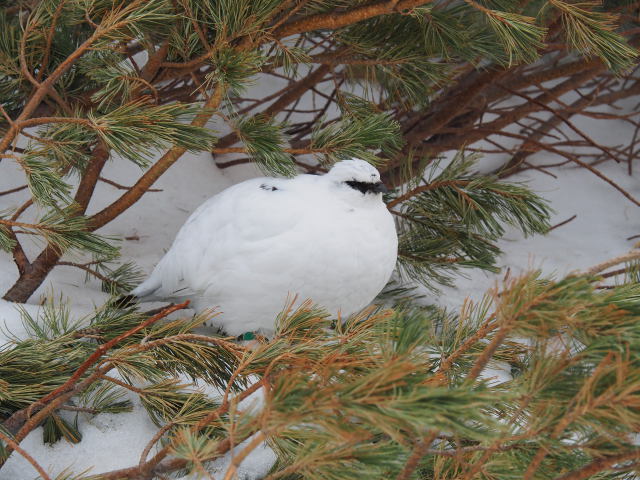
132,177 -> 307,301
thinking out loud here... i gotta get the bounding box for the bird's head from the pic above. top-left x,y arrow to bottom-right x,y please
325,159 -> 388,200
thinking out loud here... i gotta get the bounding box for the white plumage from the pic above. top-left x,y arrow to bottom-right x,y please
131,159 -> 398,336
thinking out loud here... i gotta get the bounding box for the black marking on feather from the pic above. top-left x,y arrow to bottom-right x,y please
260,183 -> 278,191
345,180 -> 387,194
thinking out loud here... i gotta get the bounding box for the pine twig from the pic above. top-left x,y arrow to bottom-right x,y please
386,180 -> 471,209
138,422 -> 176,469
523,352 -> 615,480
579,249 -> 640,276
1,302 -> 190,457
88,84 -> 225,230
57,261 -> 114,285
395,430 -> 440,480
552,450 -> 640,480
466,323 -> 512,381
0,430 -> 51,480
98,381 -> 264,479
600,267 -> 630,279
438,314 -> 497,375
0,17 -> 111,155
99,177 -> 162,192
0,185 -> 28,196
274,0 -> 430,38
546,214 -> 577,233
222,431 -> 268,480
39,301 -> 189,405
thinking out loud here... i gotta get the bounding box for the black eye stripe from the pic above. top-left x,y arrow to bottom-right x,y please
345,180 -> 383,194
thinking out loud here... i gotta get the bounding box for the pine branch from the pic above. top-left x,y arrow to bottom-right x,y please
549,0 -> 638,73
2,3 -> 640,477
234,114 -> 296,176
213,63 -> 332,151
464,0 -> 546,65
0,430 -> 51,480
87,84 -> 226,231
0,0 -> 148,155
275,0 -> 431,38
579,249 -> 640,276
393,153 -> 551,289
553,449 -> 640,480
2,269 -> 640,478
394,430 -> 439,480
2,302 -> 189,446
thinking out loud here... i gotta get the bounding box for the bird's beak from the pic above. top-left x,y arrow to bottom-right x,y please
372,182 -> 388,194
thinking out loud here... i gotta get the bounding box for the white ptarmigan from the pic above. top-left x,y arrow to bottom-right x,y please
131,159 -> 398,336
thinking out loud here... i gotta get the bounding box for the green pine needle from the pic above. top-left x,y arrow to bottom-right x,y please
393,152 -> 552,289
310,112 -> 403,165
206,49 -> 265,95
89,100 -> 217,168
0,225 -> 16,253
550,0 -> 638,73
236,115 -> 296,176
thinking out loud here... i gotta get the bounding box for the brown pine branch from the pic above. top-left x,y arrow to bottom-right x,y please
553,450 -> 640,480
18,13 -> 43,90
94,437 -> 238,480
16,116 -> 94,129
0,184 -> 28,196
0,218 -> 60,231
0,430 -> 51,480
381,61 -> 607,185
39,301 -> 190,406
386,180 -> 472,209
97,379 -> 264,480
395,430 -> 440,480
274,0 -> 430,38
523,352 -> 616,480
99,176 -> 163,193
222,431 -> 268,480
212,147 -> 326,155
138,422 -> 176,469
494,88 -> 604,178
87,84 -> 225,231
580,249 -> 640,276
3,141 -> 111,302
0,0 -> 149,155
498,84 -> 620,165
438,314 -> 498,375
98,374 -> 148,396
466,323 -> 513,382
546,214 -> 577,233
36,0 -> 68,83
1,302 -> 189,448
489,130 -> 640,207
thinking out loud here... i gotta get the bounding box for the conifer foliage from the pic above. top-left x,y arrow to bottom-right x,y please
1,266 -> 640,479
0,0 -> 639,478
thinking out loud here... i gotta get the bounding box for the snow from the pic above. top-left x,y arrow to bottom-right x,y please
436,159 -> 640,309
190,435 -> 278,480
0,300 -> 40,342
1,75 -> 639,478
0,378 -> 275,480
0,394 -> 159,478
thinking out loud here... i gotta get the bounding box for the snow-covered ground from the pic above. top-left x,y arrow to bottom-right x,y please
437,159 -> 640,309
1,83 -> 639,478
